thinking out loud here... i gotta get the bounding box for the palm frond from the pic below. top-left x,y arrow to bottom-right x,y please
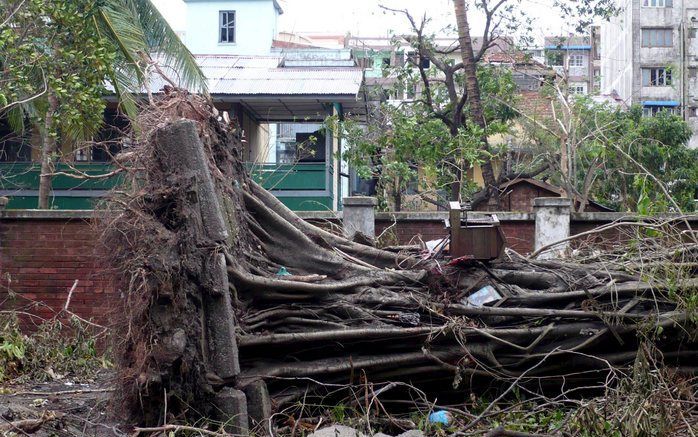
108,68 -> 139,122
126,0 -> 207,93
97,3 -> 148,85
6,106 -> 25,133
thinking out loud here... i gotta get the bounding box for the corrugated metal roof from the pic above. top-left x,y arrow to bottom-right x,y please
152,55 -> 363,96
210,71 -> 362,94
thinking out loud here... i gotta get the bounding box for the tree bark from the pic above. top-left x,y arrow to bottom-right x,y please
453,0 -> 498,203
38,90 -> 58,209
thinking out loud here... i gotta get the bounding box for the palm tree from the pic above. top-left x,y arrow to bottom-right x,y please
452,0 -> 497,203
2,0 -> 206,208
97,0 -> 207,112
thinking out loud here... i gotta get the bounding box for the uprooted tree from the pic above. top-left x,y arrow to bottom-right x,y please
103,92 -> 698,435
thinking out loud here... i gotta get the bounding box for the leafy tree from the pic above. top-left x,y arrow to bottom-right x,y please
0,0 -> 205,208
583,107 -> 696,213
334,65 -> 517,211
336,0 -> 622,210
521,92 -> 697,213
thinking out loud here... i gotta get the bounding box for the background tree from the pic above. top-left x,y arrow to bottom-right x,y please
0,0 -> 205,208
519,87 -> 697,212
335,65 -> 516,210
337,0 -> 623,210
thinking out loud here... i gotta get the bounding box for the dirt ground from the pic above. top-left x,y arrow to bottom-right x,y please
0,371 -> 122,436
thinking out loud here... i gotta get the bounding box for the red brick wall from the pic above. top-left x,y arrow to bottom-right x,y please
474,184 -> 554,213
500,221 -> 535,254
376,220 -> 447,245
5,213 -> 690,326
375,219 -> 535,254
0,218 -> 117,326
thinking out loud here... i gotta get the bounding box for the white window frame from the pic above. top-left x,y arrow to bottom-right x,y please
568,54 -> 584,67
642,67 -> 672,86
643,0 -> 672,7
219,10 -> 236,44
569,83 -> 587,95
643,105 -> 677,117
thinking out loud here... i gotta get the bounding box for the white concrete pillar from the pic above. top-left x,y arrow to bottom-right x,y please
342,196 -> 377,240
533,197 -> 572,259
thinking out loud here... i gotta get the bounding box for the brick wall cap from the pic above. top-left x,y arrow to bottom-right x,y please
533,197 -> 572,208
343,197 -> 378,207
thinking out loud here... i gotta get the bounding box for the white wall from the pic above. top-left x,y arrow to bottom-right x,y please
601,0 -> 634,101
184,0 -> 279,55
566,52 -> 590,80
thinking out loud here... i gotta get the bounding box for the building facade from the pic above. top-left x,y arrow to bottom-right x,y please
544,35 -> 595,95
182,0 -> 282,55
601,0 -> 698,147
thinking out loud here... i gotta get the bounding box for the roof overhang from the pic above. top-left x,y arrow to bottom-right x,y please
213,94 -> 367,122
183,0 -> 283,14
544,45 -> 592,50
643,100 -> 680,107
105,54 -> 366,122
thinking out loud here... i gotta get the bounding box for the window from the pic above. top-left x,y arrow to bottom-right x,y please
642,0 -> 673,6
570,84 -> 587,95
356,57 -> 374,69
274,124 -> 326,164
642,67 -> 672,86
643,105 -> 677,117
568,54 -> 584,67
219,11 -> 235,43
93,109 -> 130,162
641,28 -> 673,47
382,57 -> 391,67
408,53 -> 430,69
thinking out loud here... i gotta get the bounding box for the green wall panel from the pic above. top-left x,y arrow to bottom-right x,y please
276,196 -> 332,211
4,196 -> 101,210
2,163 -> 334,211
0,163 -> 122,190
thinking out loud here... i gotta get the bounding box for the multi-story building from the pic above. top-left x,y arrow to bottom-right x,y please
544,35 -> 595,95
601,0 -> 698,147
591,26 -> 603,94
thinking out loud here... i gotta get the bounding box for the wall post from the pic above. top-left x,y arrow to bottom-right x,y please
342,196 -> 377,240
533,197 -> 572,259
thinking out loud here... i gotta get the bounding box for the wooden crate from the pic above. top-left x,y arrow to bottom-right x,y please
448,201 -> 507,260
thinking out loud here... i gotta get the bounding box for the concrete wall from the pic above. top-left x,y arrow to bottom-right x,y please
184,0 -> 279,55
601,0 -> 635,99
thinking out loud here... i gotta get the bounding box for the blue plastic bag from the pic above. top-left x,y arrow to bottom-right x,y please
428,410 -> 451,425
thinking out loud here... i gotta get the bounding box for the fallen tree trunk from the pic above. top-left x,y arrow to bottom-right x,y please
104,92 -> 697,433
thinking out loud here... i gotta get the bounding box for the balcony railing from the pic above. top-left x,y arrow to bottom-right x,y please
247,162 -> 328,191
0,162 -> 334,211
